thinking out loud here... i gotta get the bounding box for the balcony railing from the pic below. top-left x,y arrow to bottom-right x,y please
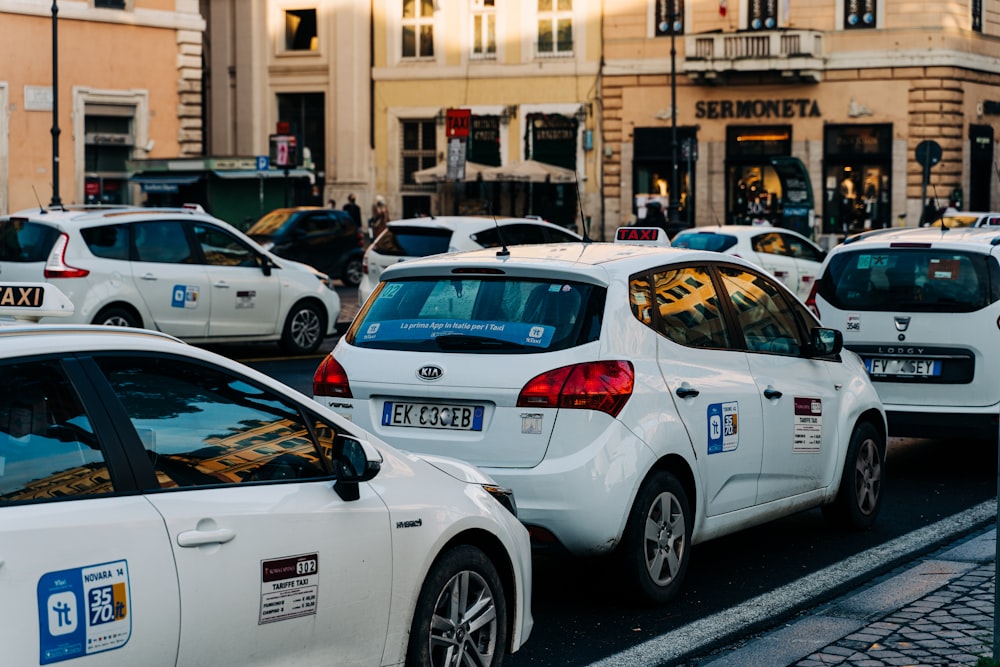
684,29 -> 824,83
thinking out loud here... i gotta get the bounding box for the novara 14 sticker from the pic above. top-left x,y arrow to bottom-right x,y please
37,560 -> 132,664
707,402 -> 739,454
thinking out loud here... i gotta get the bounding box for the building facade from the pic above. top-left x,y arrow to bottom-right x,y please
0,0 -> 204,215
603,0 -> 1000,244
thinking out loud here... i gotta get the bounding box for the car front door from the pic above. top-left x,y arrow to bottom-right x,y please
716,266 -> 843,503
93,354 -> 393,666
129,220 -> 212,337
191,223 -> 282,337
0,358 -> 179,666
640,265 -> 765,516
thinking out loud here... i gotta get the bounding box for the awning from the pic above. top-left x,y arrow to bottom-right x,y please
413,161 -> 494,184
213,169 -> 315,183
480,160 -> 577,184
129,173 -> 202,193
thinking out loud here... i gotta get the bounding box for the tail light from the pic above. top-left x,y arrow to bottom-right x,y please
805,279 -> 821,319
517,360 -> 633,418
362,255 -> 368,275
313,355 -> 353,398
44,233 -> 90,278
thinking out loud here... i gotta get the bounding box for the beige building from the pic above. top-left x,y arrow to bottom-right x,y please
603,0 -> 1000,244
0,0 -> 204,214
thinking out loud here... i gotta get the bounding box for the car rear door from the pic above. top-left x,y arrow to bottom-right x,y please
749,231 -> 800,297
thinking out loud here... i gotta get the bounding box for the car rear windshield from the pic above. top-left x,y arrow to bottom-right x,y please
371,226 -> 452,257
819,248 -> 1000,312
671,232 -> 738,253
0,220 -> 60,262
347,277 -> 605,353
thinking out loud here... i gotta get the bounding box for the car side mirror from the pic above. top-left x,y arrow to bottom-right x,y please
332,435 -> 381,501
809,327 -> 843,358
259,254 -> 274,277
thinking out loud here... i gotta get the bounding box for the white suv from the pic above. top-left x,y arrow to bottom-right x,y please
0,205 -> 341,354
809,226 -> 1000,438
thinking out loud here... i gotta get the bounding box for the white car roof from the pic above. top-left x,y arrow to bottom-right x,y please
6,205 -> 220,229
385,215 -> 580,235
674,224 -> 810,239
835,226 -> 1000,252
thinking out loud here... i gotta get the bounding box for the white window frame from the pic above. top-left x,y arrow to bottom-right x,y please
72,87 -> 149,206
471,0 -> 497,60
402,0 -> 436,60
536,0 -> 574,58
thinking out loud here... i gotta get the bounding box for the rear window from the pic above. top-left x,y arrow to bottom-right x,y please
347,277 -> 605,353
671,232 -> 738,253
0,220 -> 60,262
371,226 -> 452,257
819,248 -> 1000,312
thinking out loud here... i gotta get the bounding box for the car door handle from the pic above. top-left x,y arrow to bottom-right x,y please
764,387 -> 783,400
177,528 -> 236,547
213,281 -> 230,288
675,386 -> 700,399
140,273 -> 158,281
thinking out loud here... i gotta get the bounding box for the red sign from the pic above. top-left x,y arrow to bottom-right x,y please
616,227 -> 664,242
85,181 -> 100,196
445,109 -> 471,139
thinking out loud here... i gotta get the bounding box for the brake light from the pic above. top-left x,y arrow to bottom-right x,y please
517,360 -> 633,418
44,233 -> 90,278
313,355 -> 353,398
805,279 -> 821,319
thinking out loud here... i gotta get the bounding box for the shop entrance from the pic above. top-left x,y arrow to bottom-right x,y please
822,124 -> 892,235
725,125 -> 792,226
632,127 -> 697,229
969,124 -> 994,212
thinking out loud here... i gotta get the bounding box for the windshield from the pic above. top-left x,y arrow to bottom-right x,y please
246,210 -> 294,235
671,233 -> 738,253
347,277 -> 605,353
819,248 -> 1000,312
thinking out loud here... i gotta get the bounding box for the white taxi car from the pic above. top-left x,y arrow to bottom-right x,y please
314,235 -> 887,604
0,205 -> 341,354
0,286 -> 532,667
671,225 -> 826,301
808,226 -> 1000,439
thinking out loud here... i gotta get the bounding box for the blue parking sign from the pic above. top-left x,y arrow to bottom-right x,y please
256,155 -> 269,171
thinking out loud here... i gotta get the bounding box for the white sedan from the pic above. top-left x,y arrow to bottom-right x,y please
0,291 -> 531,667
671,224 -> 826,301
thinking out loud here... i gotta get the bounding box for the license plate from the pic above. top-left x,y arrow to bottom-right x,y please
864,357 -> 942,377
382,402 -> 485,431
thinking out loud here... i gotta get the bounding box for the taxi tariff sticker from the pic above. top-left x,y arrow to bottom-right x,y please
259,553 -> 319,624
37,560 -> 131,664
793,397 -> 823,453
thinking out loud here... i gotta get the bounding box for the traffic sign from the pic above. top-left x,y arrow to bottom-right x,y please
256,155 -> 269,171
915,140 -> 942,168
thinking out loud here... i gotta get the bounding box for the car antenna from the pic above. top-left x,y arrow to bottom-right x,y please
493,213 -> 510,257
575,173 -> 593,243
32,185 -> 51,214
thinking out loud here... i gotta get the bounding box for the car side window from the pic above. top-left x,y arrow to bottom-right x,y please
300,213 -> 331,235
646,266 -> 731,349
785,236 -> 824,262
0,220 -> 61,262
751,232 -> 788,257
95,356 -> 332,489
133,221 -> 195,263
0,361 -> 111,503
193,224 -> 259,267
82,223 -> 131,260
718,266 -> 804,356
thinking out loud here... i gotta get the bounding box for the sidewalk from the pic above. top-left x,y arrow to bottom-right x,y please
693,525 -> 998,667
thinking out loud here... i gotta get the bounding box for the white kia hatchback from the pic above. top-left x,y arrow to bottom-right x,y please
0,302 -> 531,667
808,225 -> 1000,438
0,205 -> 341,354
315,238 -> 887,604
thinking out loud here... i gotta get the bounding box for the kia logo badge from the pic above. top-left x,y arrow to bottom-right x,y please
416,365 -> 444,381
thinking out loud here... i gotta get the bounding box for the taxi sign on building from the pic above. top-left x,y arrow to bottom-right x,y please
445,109 -> 471,139
614,227 -> 671,246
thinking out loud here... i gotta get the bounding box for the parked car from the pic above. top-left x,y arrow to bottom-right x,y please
246,207 -> 365,286
0,303 -> 532,667
315,234 -> 887,604
357,216 -> 583,304
0,204 -> 340,354
671,225 -> 826,301
926,210 -> 1000,228
808,225 -> 1000,439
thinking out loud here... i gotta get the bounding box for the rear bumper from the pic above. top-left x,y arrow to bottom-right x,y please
885,405 -> 1000,439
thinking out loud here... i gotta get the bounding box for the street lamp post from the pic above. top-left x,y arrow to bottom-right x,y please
50,1 -> 62,208
667,1 -> 681,227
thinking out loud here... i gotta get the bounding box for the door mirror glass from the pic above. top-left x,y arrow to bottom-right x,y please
811,327 -> 843,356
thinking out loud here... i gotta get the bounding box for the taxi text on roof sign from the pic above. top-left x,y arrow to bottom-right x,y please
614,227 -> 670,246
0,283 -> 75,321
0,284 -> 44,307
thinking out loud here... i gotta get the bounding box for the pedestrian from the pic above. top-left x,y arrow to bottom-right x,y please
327,197 -> 336,209
343,193 -> 362,229
370,195 -> 390,240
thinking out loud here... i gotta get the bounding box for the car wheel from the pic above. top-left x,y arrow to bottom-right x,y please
618,470 -> 691,605
279,301 -> 325,355
406,545 -> 507,667
342,257 -> 363,287
822,421 -> 884,530
92,305 -> 140,328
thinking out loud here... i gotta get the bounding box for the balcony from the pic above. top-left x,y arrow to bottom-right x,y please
683,29 -> 824,84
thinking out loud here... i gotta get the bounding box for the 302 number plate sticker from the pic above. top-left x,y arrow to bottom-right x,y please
37,560 -> 132,664
259,553 -> 319,624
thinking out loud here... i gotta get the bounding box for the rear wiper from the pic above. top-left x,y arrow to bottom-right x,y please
433,334 -> 527,350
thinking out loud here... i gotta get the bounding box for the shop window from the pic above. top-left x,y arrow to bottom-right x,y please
468,115 -> 501,166
973,0 -> 983,32
284,9 -> 318,51
633,127 -> 697,228
472,0 -> 496,59
94,0 -> 126,8
85,108 -> 135,205
822,124 -> 891,233
401,120 -> 437,189
843,0 -> 876,29
654,0 -> 685,36
403,0 -> 435,58
537,0 -> 573,57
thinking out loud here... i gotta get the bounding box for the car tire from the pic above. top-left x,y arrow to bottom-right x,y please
92,305 -> 140,328
405,545 -> 507,667
279,301 -> 325,355
342,256 -> 363,287
822,421 -> 885,530
618,470 -> 691,605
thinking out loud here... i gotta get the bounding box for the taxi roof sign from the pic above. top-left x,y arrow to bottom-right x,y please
614,227 -> 670,246
0,283 -> 75,322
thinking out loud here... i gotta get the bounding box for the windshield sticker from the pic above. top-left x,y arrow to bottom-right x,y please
846,314 -> 861,332
358,319 -> 555,347
260,553 -> 319,625
707,402 -> 739,454
235,290 -> 256,309
380,283 -> 404,299
37,560 -> 132,664
793,397 -> 822,453
171,285 -> 199,309
928,258 -> 960,280
856,255 -> 872,269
